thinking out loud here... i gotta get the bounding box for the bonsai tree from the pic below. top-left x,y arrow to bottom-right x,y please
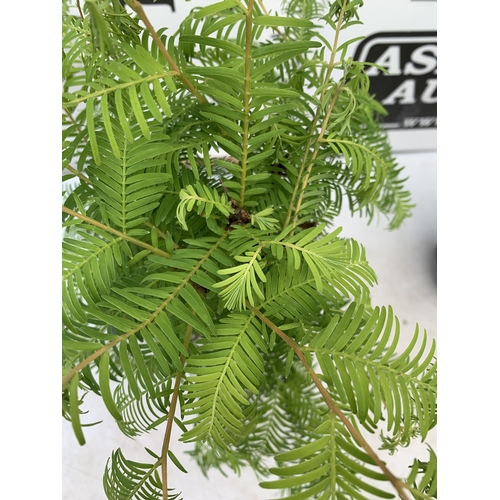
62,0 -> 437,498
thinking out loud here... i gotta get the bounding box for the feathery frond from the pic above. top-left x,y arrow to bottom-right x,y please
114,363 -> 173,438
261,410 -> 394,500
180,310 -> 267,447
104,448 -> 181,500
62,1 -> 435,499
406,447 -> 437,499
306,303 -> 437,441
215,223 -> 376,310
85,127 -> 173,233
177,182 -> 232,230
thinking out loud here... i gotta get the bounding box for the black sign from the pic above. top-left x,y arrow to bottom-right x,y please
354,31 -> 437,129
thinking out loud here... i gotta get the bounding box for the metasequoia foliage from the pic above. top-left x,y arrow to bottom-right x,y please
62,0 -> 436,499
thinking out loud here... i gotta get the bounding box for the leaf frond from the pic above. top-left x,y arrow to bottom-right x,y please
261,410 -> 394,499
103,448 -> 181,500
306,303 -> 437,441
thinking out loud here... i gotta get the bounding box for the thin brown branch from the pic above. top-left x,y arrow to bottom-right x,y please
76,0 -> 84,19
64,108 -> 79,127
64,165 -> 91,184
62,329 -> 135,388
283,0 -> 349,230
161,324 -> 193,500
291,83 -> 343,227
126,0 -> 206,104
321,0 -> 347,101
239,0 -> 255,207
248,304 -> 412,500
62,206 -> 171,259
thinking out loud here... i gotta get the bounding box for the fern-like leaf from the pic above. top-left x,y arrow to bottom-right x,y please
306,303 -> 437,441
176,182 -> 232,230
406,446 -> 437,499
63,39 -> 177,162
86,128 -> 172,234
62,225 -> 127,330
180,311 -> 267,448
215,224 -> 376,310
261,410 -> 394,499
114,366 -> 173,438
103,448 -> 181,500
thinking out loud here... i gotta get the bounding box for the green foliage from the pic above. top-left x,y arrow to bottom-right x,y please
177,182 -> 232,230
308,303 -> 437,441
104,448 -> 182,500
62,1 -> 436,499
261,412 -> 395,500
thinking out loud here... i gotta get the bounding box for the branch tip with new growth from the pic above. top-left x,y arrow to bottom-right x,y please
248,303 -> 412,500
